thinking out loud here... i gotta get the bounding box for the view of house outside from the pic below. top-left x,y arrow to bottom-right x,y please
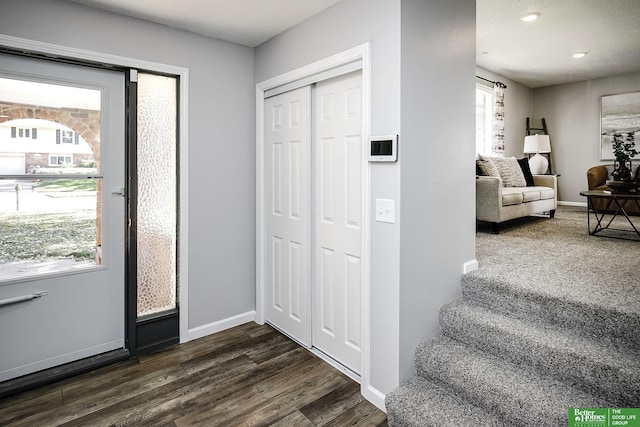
0,77 -> 101,281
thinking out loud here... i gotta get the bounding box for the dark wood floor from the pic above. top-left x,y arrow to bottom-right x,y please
0,322 -> 387,426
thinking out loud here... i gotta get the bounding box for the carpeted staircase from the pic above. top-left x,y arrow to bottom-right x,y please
386,274 -> 640,426
385,208 -> 640,426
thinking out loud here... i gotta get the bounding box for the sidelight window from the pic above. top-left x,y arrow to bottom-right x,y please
135,72 -> 178,317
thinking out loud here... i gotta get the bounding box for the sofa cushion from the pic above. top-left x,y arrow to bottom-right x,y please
517,158 -> 535,187
520,187 -> 542,202
476,155 -> 501,178
604,164 -> 640,179
501,188 -> 524,206
605,164 -> 615,178
479,155 -> 527,187
492,157 -> 527,187
538,186 -> 555,200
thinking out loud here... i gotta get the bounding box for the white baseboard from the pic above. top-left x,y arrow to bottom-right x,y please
558,201 -> 587,207
363,383 -> 387,412
463,259 -> 479,274
184,310 -> 256,343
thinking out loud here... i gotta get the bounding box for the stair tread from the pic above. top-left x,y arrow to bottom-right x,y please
441,299 -> 640,366
416,335 -> 612,426
461,274 -> 640,351
463,259 -> 640,318
439,300 -> 640,405
386,376 -> 504,427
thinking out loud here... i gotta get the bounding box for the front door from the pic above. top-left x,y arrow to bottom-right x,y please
0,53 -> 125,382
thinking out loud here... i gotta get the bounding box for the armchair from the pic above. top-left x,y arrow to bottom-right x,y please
586,165 -> 640,215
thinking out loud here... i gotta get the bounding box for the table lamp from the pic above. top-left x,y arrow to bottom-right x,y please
524,134 -> 551,174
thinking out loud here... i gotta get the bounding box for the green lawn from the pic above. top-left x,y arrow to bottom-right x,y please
33,178 -> 97,192
0,211 -> 96,263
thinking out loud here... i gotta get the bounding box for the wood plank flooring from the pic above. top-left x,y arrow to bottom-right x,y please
0,322 -> 387,426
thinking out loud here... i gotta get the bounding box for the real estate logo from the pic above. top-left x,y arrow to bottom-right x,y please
571,408 -> 607,426
568,408 -> 640,427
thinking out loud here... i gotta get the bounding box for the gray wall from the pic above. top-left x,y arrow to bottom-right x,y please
5,0 -> 479,399
399,0 -> 475,382
256,0 -> 477,394
475,67 -> 534,158
255,0 -> 403,395
532,72 -> 640,202
1,0 -> 256,329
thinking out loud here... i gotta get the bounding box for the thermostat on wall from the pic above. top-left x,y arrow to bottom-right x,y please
368,134 -> 398,162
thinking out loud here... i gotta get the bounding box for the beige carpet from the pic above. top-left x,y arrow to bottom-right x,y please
386,205 -> 640,426
475,205 -> 640,318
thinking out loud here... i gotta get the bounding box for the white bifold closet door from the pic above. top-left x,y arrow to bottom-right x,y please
265,71 -> 363,374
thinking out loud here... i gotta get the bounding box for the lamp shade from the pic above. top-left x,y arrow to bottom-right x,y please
524,134 -> 551,153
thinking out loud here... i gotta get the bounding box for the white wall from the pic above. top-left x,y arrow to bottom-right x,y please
399,0 -> 475,382
532,72 -> 640,203
255,0 -> 402,398
0,0 -> 256,330
475,67 -> 534,158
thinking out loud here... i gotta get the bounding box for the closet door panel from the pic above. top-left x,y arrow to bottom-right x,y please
264,87 -> 311,346
312,71 -> 363,373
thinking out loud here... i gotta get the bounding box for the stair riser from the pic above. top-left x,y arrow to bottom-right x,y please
439,306 -> 640,406
385,376 -> 504,427
414,338 -> 611,427
461,279 -> 640,353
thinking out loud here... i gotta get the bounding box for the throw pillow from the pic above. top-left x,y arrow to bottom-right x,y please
605,164 -> 615,179
488,156 -> 527,187
517,158 -> 535,187
476,154 -> 500,178
606,164 -> 640,179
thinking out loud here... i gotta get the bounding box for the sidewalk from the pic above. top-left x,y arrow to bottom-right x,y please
0,190 -> 96,214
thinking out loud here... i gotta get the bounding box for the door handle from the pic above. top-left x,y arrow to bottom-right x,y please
0,291 -> 48,308
111,187 -> 126,197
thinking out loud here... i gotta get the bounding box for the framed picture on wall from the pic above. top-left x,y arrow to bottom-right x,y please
600,91 -> 640,160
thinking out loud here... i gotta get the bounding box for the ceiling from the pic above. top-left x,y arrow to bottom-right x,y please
477,0 -> 640,88
66,0 -> 640,89
68,0 -> 343,48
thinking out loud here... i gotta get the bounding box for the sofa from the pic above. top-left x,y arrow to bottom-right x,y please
586,164 -> 640,215
476,155 -> 557,232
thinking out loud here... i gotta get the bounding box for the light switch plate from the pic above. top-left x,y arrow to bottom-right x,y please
375,199 -> 395,223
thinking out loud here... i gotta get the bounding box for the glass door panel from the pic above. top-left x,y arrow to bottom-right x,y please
0,78 -> 104,282
0,53 -> 125,382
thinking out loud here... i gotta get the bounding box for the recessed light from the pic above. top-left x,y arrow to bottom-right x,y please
521,12 -> 540,22
573,52 -> 588,58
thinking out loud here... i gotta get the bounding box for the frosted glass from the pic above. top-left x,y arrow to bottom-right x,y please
136,73 -> 177,317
